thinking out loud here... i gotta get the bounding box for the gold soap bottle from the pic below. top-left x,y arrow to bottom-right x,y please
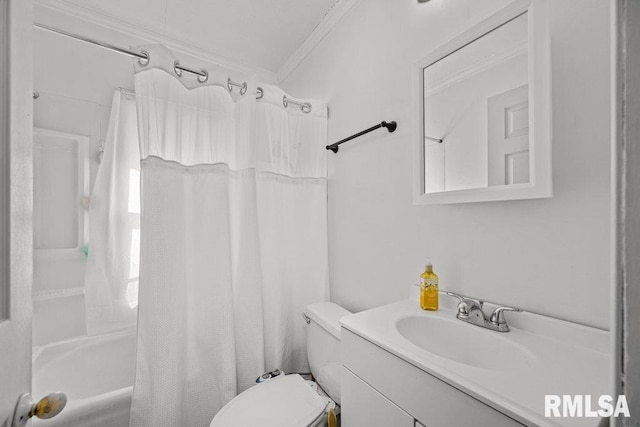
420,260 -> 439,311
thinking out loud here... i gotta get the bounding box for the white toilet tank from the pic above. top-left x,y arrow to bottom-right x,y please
304,302 -> 351,405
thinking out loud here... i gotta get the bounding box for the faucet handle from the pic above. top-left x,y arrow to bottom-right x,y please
444,292 -> 469,317
489,306 -> 522,326
445,292 -> 483,318
445,292 -> 483,308
444,291 -> 465,302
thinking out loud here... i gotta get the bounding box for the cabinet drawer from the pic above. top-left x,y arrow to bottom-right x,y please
342,329 -> 524,427
342,367 -> 414,427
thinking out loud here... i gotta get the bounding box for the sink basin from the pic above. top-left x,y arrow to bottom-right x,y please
395,315 -> 534,369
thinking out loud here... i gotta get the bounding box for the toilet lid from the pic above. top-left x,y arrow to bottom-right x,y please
210,374 -> 327,427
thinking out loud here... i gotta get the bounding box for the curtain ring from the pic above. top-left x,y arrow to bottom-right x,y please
138,51 -> 150,67
227,78 -> 233,92
256,87 -> 264,99
197,69 -> 209,83
283,96 -> 312,114
240,82 -> 247,95
174,61 -> 183,77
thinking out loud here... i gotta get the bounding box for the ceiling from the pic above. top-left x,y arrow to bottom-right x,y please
41,0 -> 341,74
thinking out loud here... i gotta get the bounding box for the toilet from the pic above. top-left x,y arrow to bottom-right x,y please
210,302 -> 351,427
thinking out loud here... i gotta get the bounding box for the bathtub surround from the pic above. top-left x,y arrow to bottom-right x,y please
130,45 -> 329,426
84,90 -> 140,335
282,0 -> 612,330
32,26 -> 134,345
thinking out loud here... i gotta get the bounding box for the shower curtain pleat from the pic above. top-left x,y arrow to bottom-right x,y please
129,45 -> 329,427
85,90 -> 140,335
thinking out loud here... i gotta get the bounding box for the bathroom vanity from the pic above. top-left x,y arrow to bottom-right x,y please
340,296 -> 609,427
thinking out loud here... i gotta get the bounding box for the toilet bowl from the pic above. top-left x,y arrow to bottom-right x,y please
210,302 -> 351,427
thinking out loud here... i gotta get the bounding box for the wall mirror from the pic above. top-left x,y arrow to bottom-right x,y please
413,0 -> 551,204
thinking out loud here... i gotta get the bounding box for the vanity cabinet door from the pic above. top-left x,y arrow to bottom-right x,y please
342,368 -> 414,427
342,329 -> 525,426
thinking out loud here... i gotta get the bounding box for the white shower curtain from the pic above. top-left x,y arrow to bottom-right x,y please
85,90 -> 140,335
130,45 -> 329,427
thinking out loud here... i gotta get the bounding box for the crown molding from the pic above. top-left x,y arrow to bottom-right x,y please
277,0 -> 361,83
33,0 -> 278,82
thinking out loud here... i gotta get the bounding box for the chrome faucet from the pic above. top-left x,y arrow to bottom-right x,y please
445,292 -> 521,332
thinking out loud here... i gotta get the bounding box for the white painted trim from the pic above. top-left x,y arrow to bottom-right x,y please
0,0 -> 33,422
278,0 -> 361,83
0,0 -> 8,325
412,0 -> 552,205
610,2 -> 622,424
614,0 -> 640,423
411,182 -> 547,205
33,0 -> 278,82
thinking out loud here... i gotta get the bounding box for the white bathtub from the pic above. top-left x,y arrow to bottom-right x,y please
32,328 -> 136,427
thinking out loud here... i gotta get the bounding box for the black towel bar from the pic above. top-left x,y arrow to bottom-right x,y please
325,120 -> 397,153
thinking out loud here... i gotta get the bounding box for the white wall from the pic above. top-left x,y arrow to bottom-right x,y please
282,0 -> 611,329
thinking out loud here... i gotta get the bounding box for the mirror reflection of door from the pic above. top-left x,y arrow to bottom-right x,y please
488,84 -> 529,186
422,12 -> 529,193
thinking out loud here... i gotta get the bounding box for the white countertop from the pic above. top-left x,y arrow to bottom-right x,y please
340,297 -> 610,427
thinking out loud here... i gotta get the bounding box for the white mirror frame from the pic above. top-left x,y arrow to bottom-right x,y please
413,0 -> 551,205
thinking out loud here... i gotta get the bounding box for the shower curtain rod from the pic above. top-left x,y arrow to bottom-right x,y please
32,22 -> 313,112
32,23 -> 242,87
